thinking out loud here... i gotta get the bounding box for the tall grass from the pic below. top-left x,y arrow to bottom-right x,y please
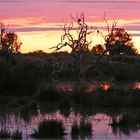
0,129 -> 11,139
71,119 -> 92,139
0,53 -> 140,110
11,130 -> 22,139
79,119 -> 92,139
35,84 -> 60,102
31,120 -> 65,139
75,86 -> 140,108
71,123 -> 79,139
0,54 -> 140,97
0,129 -> 22,139
110,113 -> 140,136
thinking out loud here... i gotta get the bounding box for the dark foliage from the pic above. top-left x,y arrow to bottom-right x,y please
71,120 -> 92,139
31,120 -> 65,139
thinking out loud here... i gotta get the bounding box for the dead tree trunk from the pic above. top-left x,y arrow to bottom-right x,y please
50,13 -> 95,77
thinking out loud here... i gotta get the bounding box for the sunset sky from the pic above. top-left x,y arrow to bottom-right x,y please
0,0 -> 140,53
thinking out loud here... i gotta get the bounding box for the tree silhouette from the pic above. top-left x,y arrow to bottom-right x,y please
0,23 -> 22,58
50,13 -> 94,53
50,14 -> 95,77
101,17 -> 138,55
91,44 -> 105,55
104,28 -> 138,55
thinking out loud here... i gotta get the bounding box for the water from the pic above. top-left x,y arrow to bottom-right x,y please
55,80 -> 140,92
1,109 -> 140,139
0,81 -> 140,139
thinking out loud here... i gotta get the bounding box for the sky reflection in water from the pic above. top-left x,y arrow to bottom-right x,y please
1,110 -> 140,139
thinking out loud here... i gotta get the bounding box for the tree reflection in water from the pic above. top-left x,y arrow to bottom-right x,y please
0,107 -> 139,139
109,111 -> 140,137
133,82 -> 140,90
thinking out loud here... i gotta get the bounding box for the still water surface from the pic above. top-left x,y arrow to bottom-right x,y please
0,81 -> 140,139
55,80 -> 140,92
1,109 -> 140,140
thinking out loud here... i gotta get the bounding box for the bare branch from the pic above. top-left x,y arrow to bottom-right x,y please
103,15 -> 110,34
51,13 -> 95,53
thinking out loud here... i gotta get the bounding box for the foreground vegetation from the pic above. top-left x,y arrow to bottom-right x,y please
1,79 -> 140,114
0,129 -> 22,139
0,53 -> 140,96
0,52 -> 139,111
31,120 -> 65,139
35,83 -> 140,108
0,106 -> 140,139
72,119 -> 92,139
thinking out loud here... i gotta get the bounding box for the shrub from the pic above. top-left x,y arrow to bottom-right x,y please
35,84 -> 60,102
79,120 -> 92,138
0,129 -> 11,139
11,130 -> 22,139
31,120 -> 65,139
71,123 -> 79,139
71,84 -> 87,104
71,120 -> 92,139
110,113 -> 140,136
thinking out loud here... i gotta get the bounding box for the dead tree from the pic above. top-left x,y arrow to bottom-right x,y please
50,13 -> 94,53
50,13 -> 95,77
0,23 -> 22,59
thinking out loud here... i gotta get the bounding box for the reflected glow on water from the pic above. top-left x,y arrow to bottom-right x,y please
1,110 -> 140,139
56,81 -> 140,92
101,83 -> 111,92
133,82 -> 140,90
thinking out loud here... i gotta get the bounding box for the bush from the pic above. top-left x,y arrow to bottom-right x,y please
11,130 -> 22,139
71,120 -> 92,139
35,84 -> 60,102
0,129 -> 11,139
71,123 -> 79,139
31,120 -> 65,139
109,113 -> 140,136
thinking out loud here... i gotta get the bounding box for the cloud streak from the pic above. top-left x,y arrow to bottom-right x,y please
60,0 -> 140,3
8,25 -> 140,35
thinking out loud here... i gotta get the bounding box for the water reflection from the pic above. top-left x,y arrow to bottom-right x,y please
55,80 -> 140,93
133,82 -> 140,90
110,113 -> 140,137
101,83 -> 111,92
0,108 -> 140,139
56,81 -> 111,92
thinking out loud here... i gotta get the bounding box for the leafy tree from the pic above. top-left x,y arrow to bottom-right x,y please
91,44 -> 105,55
0,23 -> 22,58
100,17 -> 138,55
104,28 -> 138,55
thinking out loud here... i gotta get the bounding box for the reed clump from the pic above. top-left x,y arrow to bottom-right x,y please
31,120 -> 65,139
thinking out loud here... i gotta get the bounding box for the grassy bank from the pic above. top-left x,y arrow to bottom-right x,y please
0,53 -> 140,96
0,52 -> 140,111
1,84 -> 140,114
